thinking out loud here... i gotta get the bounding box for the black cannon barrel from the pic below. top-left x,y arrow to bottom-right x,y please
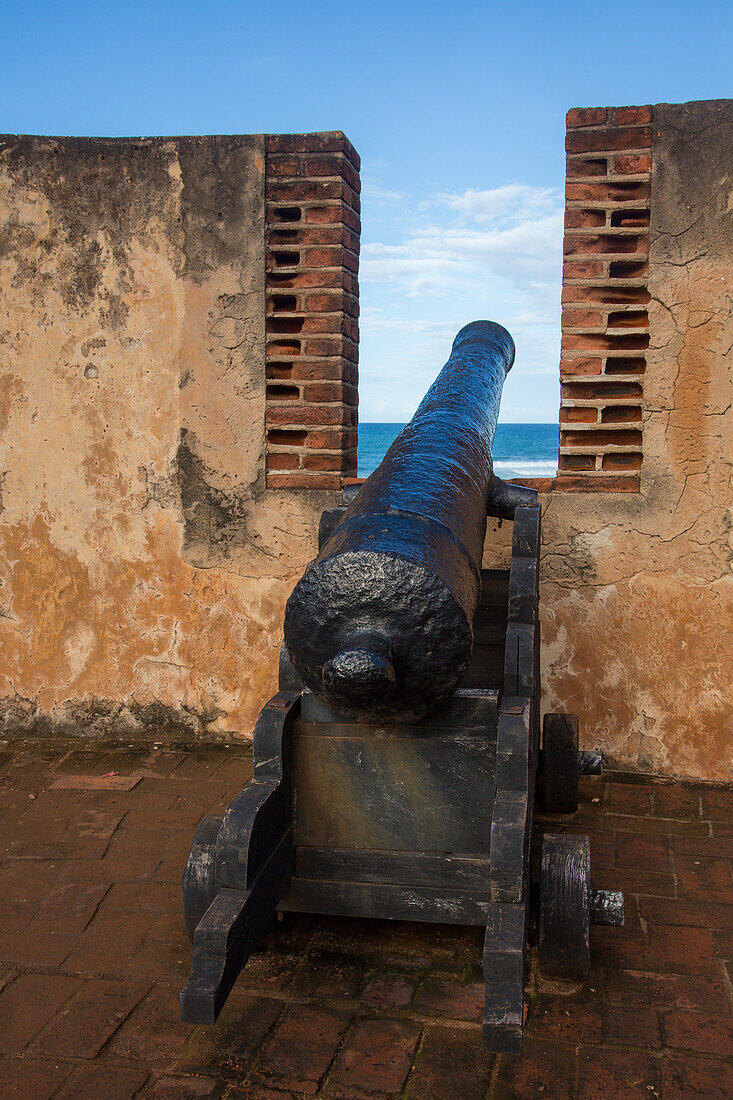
284,319 -> 533,723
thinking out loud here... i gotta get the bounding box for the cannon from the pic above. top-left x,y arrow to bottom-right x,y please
284,320 -> 535,723
180,321 -> 623,1051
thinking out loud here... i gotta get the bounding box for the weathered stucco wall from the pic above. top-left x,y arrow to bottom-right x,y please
485,100 -> 731,780
0,135 -> 337,739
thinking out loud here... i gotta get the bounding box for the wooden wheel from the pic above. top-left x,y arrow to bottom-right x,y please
182,814 -> 223,942
539,833 -> 590,981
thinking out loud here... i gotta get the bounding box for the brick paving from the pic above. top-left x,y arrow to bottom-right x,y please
0,738 -> 731,1099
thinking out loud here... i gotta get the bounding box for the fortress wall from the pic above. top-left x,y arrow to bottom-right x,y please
0,133 -> 359,740
486,99 -> 733,780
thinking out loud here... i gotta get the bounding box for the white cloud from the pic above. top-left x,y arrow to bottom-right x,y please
357,182 -> 564,422
361,183 -> 563,296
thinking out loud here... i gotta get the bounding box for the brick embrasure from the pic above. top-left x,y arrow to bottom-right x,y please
557,105 -> 652,492
264,132 -> 360,490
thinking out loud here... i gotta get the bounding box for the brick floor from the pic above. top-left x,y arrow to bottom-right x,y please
0,738 -> 731,1098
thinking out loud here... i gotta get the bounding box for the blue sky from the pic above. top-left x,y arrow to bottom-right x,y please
4,1 -> 731,421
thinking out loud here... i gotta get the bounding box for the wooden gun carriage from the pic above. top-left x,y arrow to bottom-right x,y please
180,322 -> 623,1052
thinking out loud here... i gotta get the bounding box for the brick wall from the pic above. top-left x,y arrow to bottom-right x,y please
264,133 -> 360,490
559,105 -> 652,491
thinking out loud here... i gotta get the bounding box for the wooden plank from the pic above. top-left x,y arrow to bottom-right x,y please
318,505 -> 347,550
294,847 -> 491,892
252,692 -> 300,780
482,897 -> 529,1051
472,605 -> 509,646
507,557 -> 538,624
478,569 -> 510,608
502,622 -> 536,698
293,727 -> 497,853
511,505 -> 541,559
279,877 -> 491,925
180,829 -> 293,1025
300,688 -> 500,729
489,790 -> 528,903
459,646 -> 504,691
495,706 -> 531,793
215,779 -> 291,890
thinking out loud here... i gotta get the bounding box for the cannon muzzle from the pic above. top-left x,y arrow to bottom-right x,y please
284,319 -> 535,723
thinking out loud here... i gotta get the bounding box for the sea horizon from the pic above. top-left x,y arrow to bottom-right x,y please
357,422 -> 559,479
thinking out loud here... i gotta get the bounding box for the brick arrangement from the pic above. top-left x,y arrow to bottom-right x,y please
264,132 -> 360,491
559,105 -> 652,492
0,739 -> 732,1097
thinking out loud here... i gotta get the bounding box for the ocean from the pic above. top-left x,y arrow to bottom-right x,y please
357,423 -> 558,479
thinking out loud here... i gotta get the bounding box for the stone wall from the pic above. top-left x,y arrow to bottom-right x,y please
0,132 -> 359,740
486,99 -> 732,781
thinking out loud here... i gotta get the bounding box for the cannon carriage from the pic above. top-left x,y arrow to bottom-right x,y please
179,321 -> 623,1052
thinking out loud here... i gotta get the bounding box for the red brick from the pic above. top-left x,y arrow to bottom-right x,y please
653,785 -> 701,818
305,156 -> 360,193
254,1004 -> 351,1094
149,1077 -> 220,1098
266,453 -> 299,471
361,972 -> 417,1008
567,107 -> 608,128
561,356 -> 603,376
675,855 -> 733,903
0,973 -> 81,1053
639,895 -> 733,930
329,1018 -> 420,1098
614,833 -> 670,873
603,813 -> 708,837
302,381 -> 357,404
2,1056 -> 73,1099
562,307 -> 604,327
413,979 -> 483,1022
288,950 -> 363,998
605,782 -> 653,815
604,969 -> 730,1012
672,833 -> 733,859
701,789 -> 733,820
266,405 -> 352,427
55,1063 -> 149,1099
614,105 -> 653,126
51,774 -> 140,791
567,180 -> 650,202
567,156 -> 609,178
562,259 -> 604,279
661,1054 -> 733,1100
714,929 -> 733,957
664,1010 -> 733,1055
578,1047 -> 658,1098
614,154 -> 652,174
305,205 -> 342,224
301,452 -> 354,473
304,336 -> 351,357
564,233 -> 648,257
302,428 -> 355,449
266,156 -> 302,178
647,925 -> 719,975
527,994 -> 603,1043
407,1024 -> 493,1100
604,1003 -> 661,1047
565,208 -> 606,228
567,126 -> 652,154
31,979 -> 148,1058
